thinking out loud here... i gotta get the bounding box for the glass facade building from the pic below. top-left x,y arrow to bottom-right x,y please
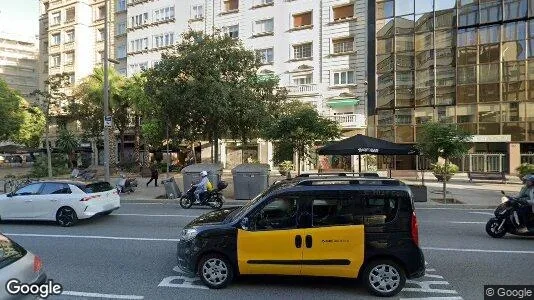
370,0 -> 534,147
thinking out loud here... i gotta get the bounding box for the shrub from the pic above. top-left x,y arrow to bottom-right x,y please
278,161 -> 294,172
431,162 -> 459,176
516,163 -> 534,179
31,154 -> 70,178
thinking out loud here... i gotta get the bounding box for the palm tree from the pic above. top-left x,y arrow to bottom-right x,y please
122,74 -> 149,168
56,129 -> 78,168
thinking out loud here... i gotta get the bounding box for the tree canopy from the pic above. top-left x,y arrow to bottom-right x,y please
0,79 -> 25,142
416,122 -> 473,162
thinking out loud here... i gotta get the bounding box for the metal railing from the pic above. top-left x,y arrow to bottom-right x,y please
326,114 -> 366,128
521,154 -> 534,165
286,84 -> 318,94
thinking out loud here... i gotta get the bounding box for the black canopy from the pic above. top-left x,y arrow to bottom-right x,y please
317,134 -> 419,156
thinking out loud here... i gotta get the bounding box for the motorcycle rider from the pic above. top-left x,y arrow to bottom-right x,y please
517,174 -> 534,231
193,171 -> 209,203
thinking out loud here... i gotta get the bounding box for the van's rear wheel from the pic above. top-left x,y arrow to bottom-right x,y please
363,259 -> 405,297
198,254 -> 233,289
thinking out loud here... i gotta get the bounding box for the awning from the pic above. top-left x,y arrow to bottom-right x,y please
326,97 -> 360,108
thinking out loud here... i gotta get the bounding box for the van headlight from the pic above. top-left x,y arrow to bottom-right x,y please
181,228 -> 198,241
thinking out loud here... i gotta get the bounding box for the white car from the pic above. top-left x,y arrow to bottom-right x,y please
0,180 -> 120,227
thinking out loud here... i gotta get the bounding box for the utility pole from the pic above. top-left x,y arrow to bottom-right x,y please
103,0 -> 110,182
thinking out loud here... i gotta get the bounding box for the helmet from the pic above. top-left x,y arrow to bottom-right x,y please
200,171 -> 208,177
523,174 -> 534,184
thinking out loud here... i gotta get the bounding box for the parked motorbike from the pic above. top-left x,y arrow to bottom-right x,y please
179,181 -> 227,210
485,191 -> 534,238
116,176 -> 138,194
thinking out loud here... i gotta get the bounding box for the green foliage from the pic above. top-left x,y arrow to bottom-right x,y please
278,161 -> 294,172
431,162 -> 459,176
31,154 -> 69,178
516,163 -> 534,178
0,79 -> 25,142
13,103 -> 46,148
56,130 -> 78,154
264,101 -> 341,172
416,122 -> 473,161
273,143 -> 294,165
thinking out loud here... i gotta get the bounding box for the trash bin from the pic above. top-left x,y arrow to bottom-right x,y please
162,177 -> 181,199
181,163 -> 223,192
232,164 -> 270,200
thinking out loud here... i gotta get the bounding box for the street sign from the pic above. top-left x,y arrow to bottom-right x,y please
104,116 -> 112,128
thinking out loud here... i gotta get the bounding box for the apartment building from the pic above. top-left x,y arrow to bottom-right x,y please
368,0 -> 534,174
0,33 -> 39,99
127,0 -> 368,170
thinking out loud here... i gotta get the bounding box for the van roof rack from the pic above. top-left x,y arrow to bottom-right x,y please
297,172 -> 380,178
295,178 -> 402,186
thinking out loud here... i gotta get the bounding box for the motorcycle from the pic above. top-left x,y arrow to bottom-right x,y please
179,181 -> 227,210
116,177 -> 138,194
485,191 -> 534,238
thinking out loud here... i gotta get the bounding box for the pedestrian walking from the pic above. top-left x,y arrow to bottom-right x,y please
146,164 -> 159,187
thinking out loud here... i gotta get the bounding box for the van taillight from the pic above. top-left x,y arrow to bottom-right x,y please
411,212 -> 419,246
34,256 -> 42,273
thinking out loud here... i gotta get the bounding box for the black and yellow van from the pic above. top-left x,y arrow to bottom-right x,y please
176,177 -> 425,297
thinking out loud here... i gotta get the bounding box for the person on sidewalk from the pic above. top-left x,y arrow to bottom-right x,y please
146,165 -> 159,187
192,171 -> 209,203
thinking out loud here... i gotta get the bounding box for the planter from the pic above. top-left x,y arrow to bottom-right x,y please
408,185 -> 428,202
433,173 -> 452,182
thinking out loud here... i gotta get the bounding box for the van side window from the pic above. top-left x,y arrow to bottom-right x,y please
251,197 -> 298,231
311,193 -> 364,227
362,190 -> 403,225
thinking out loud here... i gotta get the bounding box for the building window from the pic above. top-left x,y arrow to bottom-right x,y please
51,55 -> 61,67
293,74 -> 313,85
66,7 -> 75,23
131,13 -> 149,27
117,0 -> 126,11
154,6 -> 175,22
153,33 -> 174,48
332,37 -> 354,54
51,33 -> 61,45
223,25 -> 239,39
293,11 -> 312,28
333,70 -> 355,85
223,0 -> 239,12
116,21 -> 127,35
65,30 -> 74,43
96,28 -> 105,41
68,74 -> 75,85
333,4 -> 354,21
116,45 -> 127,58
504,0 -> 528,20
293,43 -> 312,59
254,19 -> 274,35
97,6 -> 105,20
65,52 -> 74,65
255,0 -> 273,6
192,5 -> 204,19
52,12 -> 61,25
256,48 -> 274,64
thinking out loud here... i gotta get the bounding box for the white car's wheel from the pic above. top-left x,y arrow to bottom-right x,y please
56,207 -> 78,227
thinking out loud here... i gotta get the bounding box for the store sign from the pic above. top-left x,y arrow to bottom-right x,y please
358,148 -> 379,153
470,135 -> 511,143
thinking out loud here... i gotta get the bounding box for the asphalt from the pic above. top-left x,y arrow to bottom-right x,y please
1,203 -> 533,300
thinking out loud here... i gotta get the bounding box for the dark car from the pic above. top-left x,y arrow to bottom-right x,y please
176,177 -> 425,297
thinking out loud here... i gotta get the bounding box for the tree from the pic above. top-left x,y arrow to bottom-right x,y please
31,73 -> 74,178
264,102 -> 341,175
56,129 -> 78,168
0,79 -> 25,142
416,122 -> 473,203
144,30 -> 286,164
72,67 -> 130,164
13,101 -> 46,148
122,74 -> 150,166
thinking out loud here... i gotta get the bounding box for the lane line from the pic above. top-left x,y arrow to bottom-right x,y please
114,213 -> 198,218
449,221 -> 486,224
422,247 -> 534,254
5,233 -> 179,242
469,212 -> 494,216
400,297 -> 463,300
61,291 -> 144,299
417,208 -> 494,211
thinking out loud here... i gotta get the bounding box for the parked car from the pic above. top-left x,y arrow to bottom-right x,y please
0,180 -> 120,227
176,176 -> 424,297
0,234 -> 46,299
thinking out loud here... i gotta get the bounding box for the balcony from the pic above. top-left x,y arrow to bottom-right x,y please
326,114 -> 366,129
286,84 -> 318,96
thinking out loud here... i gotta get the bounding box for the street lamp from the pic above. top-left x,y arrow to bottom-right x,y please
103,0 -> 110,182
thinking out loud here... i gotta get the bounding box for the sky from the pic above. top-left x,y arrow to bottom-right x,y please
0,0 -> 39,39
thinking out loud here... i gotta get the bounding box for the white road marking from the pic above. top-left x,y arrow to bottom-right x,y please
61,291 -> 144,299
5,233 -> 179,242
400,297 -> 463,300
423,247 -> 534,254
158,276 -> 208,290
469,212 -> 494,216
417,208 -> 493,211
115,213 -> 198,218
449,221 -> 486,224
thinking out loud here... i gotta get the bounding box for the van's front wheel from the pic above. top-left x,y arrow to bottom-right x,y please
363,259 -> 406,297
198,254 -> 234,289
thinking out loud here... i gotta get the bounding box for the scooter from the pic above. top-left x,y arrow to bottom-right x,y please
179,181 -> 227,210
485,191 -> 534,238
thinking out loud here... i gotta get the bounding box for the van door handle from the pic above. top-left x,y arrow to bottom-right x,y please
295,235 -> 302,248
305,235 -> 312,248
50,199 -> 58,202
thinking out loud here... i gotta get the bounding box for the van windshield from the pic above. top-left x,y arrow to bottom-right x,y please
225,181 -> 290,221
